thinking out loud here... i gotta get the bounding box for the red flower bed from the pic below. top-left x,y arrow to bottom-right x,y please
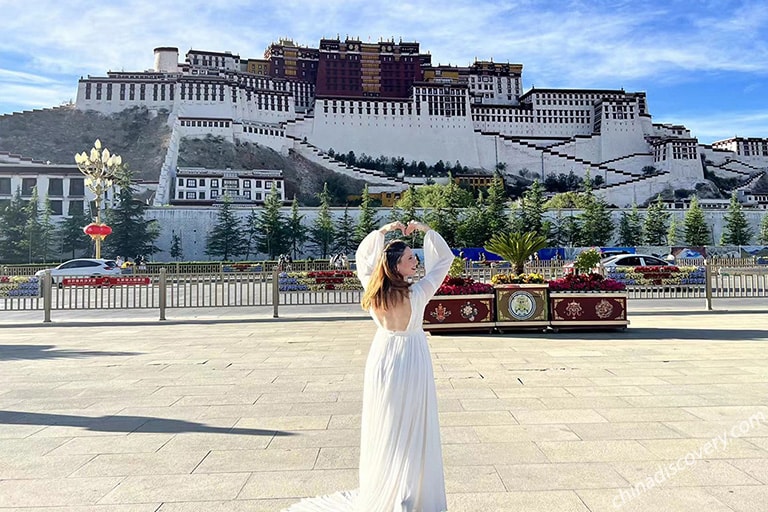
307,270 -> 356,278
435,275 -> 494,296
634,266 -> 679,273
548,273 -> 626,292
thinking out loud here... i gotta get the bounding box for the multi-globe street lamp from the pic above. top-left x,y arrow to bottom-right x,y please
74,140 -> 121,259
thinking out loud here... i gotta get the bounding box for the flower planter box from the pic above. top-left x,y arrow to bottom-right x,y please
423,294 -> 495,333
549,291 -> 629,329
494,284 -> 549,329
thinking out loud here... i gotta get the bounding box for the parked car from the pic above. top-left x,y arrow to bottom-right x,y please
600,254 -> 673,271
35,258 -> 122,284
563,253 -> 671,273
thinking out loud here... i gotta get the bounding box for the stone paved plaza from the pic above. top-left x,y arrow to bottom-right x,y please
1,301 -> 768,511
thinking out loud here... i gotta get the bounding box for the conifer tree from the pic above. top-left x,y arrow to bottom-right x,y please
205,195 -> 247,260
243,209 -> 259,260
643,195 -> 669,245
103,169 -> 160,260
287,195 -> 308,259
0,187 -> 30,262
507,199 -> 525,234
457,191 -> 488,247
394,184 -> 422,246
24,186 -> 43,262
667,215 -> 681,245
333,206 -> 356,255
170,231 -> 183,261
520,179 -> 546,236
721,192 -> 753,245
310,183 -> 335,258
39,196 -> 57,263
617,204 -> 643,247
577,174 -> 614,246
683,196 -> 710,246
758,213 -> 768,244
486,172 -> 508,236
354,185 -> 378,244
58,206 -> 91,260
578,195 -> 614,246
254,184 -> 288,259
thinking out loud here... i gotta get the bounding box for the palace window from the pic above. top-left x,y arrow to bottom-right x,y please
186,179 -> 197,187
48,178 -> 63,196
186,192 -> 196,199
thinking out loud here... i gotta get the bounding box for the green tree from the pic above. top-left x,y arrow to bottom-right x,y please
354,185 -> 378,244
254,184 -> 288,259
486,172 -> 508,237
24,186 -> 43,262
684,197 -> 710,246
58,207 -> 91,260
577,175 -> 613,246
287,195 -> 308,259
456,191 -> 489,247
643,195 -> 669,245
103,169 -> 160,260
617,204 -> 643,247
520,179 -> 546,236
667,215 -> 681,245
39,196 -> 57,263
0,187 -> 29,263
170,231 -> 183,261
310,183 -> 335,258
334,206 -> 356,255
394,184 -> 422,246
758,213 -> 768,244
721,191 -> 753,245
243,209 -> 259,260
205,195 -> 247,260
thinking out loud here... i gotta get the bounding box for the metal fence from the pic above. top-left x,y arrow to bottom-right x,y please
1,262 -> 766,323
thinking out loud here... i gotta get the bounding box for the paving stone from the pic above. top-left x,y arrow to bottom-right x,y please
98,473 -> 250,504
1,304 -> 767,509
496,462 -> 629,490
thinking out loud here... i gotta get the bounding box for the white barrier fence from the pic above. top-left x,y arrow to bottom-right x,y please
1,264 -> 766,323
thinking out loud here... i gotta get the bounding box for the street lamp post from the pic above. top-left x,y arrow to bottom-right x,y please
74,140 -> 121,259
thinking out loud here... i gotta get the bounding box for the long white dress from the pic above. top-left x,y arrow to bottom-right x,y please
283,229 -> 454,512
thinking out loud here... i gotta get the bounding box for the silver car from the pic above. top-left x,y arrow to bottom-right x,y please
601,254 -> 672,271
35,258 -> 122,284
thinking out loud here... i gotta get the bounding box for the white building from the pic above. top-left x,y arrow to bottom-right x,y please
172,167 -> 285,206
73,42 -> 768,208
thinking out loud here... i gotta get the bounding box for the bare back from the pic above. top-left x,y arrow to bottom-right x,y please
371,295 -> 412,332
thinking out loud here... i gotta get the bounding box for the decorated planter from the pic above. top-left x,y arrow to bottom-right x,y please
494,284 -> 549,329
549,291 -> 628,329
423,294 -> 496,333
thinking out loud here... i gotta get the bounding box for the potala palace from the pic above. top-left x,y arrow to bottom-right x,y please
70,38 -> 768,209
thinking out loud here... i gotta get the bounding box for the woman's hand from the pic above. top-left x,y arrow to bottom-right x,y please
379,221 -> 406,234
404,220 -> 430,235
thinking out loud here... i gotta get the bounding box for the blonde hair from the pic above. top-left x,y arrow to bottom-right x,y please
361,240 -> 411,311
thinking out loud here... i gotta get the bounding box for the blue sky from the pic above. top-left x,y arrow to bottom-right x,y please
1,0 -> 767,143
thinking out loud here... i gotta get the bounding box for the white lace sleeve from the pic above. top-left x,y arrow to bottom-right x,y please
355,230 -> 385,291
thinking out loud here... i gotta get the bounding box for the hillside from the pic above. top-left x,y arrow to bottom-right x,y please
0,106 -> 170,181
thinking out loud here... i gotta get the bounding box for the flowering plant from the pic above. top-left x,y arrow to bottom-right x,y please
435,275 -> 494,295
548,273 -> 626,292
491,272 -> 545,285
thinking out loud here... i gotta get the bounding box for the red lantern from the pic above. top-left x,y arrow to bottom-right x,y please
83,223 -> 113,240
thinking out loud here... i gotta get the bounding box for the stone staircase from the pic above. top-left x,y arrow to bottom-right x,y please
285,134 -> 406,190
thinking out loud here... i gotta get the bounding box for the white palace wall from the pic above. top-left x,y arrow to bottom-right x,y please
306,102 -> 482,168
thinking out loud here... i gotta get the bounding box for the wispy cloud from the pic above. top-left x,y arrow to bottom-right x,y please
1,0 -> 767,139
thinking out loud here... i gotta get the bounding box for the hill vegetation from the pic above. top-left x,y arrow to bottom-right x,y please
0,106 -> 170,181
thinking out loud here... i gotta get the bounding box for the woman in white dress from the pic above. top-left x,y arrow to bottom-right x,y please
283,220 -> 454,512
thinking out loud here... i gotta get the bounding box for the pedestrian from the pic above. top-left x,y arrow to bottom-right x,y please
282,220 -> 453,511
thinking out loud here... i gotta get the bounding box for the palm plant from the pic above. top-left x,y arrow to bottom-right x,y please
485,231 -> 548,274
